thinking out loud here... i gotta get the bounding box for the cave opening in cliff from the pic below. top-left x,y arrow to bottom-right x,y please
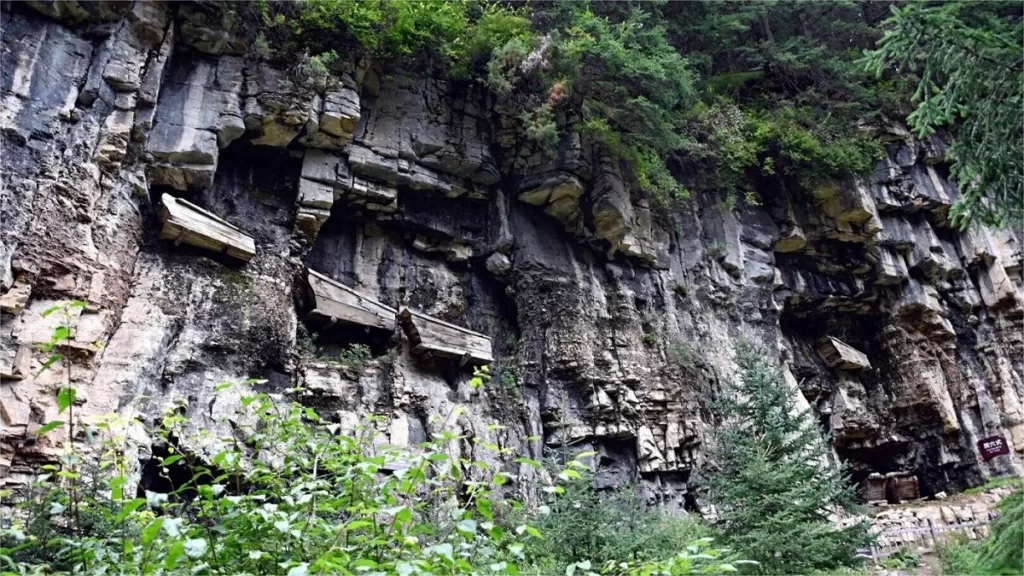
301,319 -> 396,359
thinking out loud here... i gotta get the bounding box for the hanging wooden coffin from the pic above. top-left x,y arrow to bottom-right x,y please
306,268 -> 396,331
158,195 -> 256,262
397,307 -> 492,366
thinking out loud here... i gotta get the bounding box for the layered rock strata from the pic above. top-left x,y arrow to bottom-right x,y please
1,2 -> 1022,509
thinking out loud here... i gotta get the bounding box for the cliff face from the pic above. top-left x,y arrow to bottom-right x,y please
2,2 -> 1022,508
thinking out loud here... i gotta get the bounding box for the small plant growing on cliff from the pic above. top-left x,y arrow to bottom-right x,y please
336,342 -> 372,374
643,332 -> 659,346
253,32 -> 272,59
486,37 -> 530,94
709,341 -> 871,574
296,49 -> 338,88
669,342 -> 700,375
521,104 -> 559,155
707,242 -> 727,261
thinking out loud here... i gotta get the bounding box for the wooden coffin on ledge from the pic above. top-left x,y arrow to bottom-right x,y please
397,307 -> 493,366
159,195 -> 256,262
306,269 -> 396,331
817,336 -> 871,370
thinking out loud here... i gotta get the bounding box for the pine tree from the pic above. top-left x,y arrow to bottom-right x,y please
864,1 -> 1024,229
709,342 -> 871,574
977,490 -> 1024,574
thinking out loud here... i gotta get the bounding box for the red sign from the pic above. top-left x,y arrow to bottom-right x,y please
978,435 -> 1010,460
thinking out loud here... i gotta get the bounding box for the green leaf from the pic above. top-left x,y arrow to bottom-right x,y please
35,354 -> 63,376
163,517 -> 184,537
141,518 -> 164,547
432,543 -> 454,562
165,540 -> 185,569
476,497 -> 493,520
56,387 -> 77,413
558,469 -> 582,481
515,457 -> 542,469
115,497 -> 147,523
385,505 -> 412,524
456,519 -> 478,537
52,325 -> 70,344
34,421 -> 64,437
41,305 -> 62,317
162,454 -> 183,466
109,476 -> 126,500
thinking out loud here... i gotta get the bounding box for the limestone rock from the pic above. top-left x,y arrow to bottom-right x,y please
1,6 -> 1021,503
485,253 -> 512,277
0,280 -> 32,314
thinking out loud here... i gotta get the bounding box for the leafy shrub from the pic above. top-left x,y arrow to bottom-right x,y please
336,342 -> 372,373
486,37 -> 530,94
0,303 -> 742,576
936,533 -> 981,575
880,548 -> 920,570
521,104 -> 560,154
2,375 -> 541,574
668,342 -> 700,374
977,490 -> 1023,574
523,474 -> 740,574
296,50 -> 339,88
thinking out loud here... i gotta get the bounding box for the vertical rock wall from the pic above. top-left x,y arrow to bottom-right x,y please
1,2 -> 1021,506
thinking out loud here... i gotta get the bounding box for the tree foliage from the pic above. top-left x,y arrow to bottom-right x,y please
709,342 -> 871,574
865,1 -> 1024,229
976,489 -> 1024,574
251,0 -> 1020,227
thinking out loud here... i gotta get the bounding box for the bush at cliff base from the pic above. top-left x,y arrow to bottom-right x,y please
0,373 -> 742,576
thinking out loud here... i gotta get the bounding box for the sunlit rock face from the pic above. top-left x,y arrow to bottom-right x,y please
1,2 -> 1021,507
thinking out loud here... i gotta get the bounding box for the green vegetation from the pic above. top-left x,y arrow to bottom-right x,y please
668,342 -> 701,375
936,491 -> 1023,576
247,0 -> 1019,226
937,533 -> 981,575
865,1 -> 1023,229
336,342 -> 372,373
522,473 -> 748,575
963,475 -> 1024,496
710,342 -> 871,574
879,548 -> 920,570
976,490 -> 1024,574
1,304 -> 743,575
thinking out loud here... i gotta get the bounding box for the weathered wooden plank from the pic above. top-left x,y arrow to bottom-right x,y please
398,307 -> 492,365
307,269 -> 396,331
818,336 -> 871,370
158,195 -> 256,262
